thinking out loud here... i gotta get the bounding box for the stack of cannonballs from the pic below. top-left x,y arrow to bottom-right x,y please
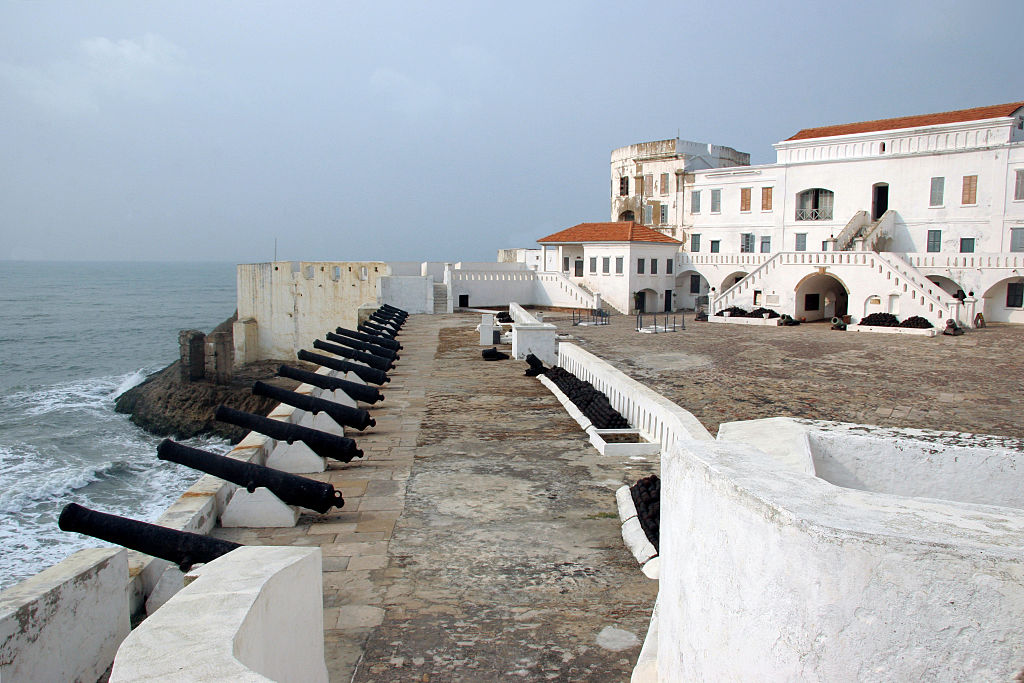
629,475 -> 660,552
545,367 -> 630,429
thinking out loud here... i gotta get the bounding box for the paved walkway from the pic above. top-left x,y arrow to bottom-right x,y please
213,314 -> 658,682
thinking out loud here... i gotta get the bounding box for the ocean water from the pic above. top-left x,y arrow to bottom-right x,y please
0,261 -> 238,591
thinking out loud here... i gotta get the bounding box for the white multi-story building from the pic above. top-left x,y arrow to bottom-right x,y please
609,101 -> 1024,324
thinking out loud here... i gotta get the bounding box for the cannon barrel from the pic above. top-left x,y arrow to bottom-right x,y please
296,349 -> 390,385
277,365 -> 384,404
214,405 -> 364,462
312,339 -> 393,372
372,309 -> 404,323
252,381 -> 375,430
333,326 -> 402,351
324,332 -> 399,361
369,313 -> 401,329
380,303 -> 408,315
359,321 -> 398,339
157,440 -> 345,513
58,503 -> 241,572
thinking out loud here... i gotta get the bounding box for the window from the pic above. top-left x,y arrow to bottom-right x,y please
740,233 -> 755,253
805,293 -> 820,311
690,274 -> 701,294
927,229 -> 941,252
660,173 -> 669,196
676,172 -> 685,193
1015,170 -> 1024,201
1008,282 -> 1024,308
960,238 -> 975,253
796,188 -> 834,220
650,258 -> 658,275
762,186 -> 773,211
962,175 -> 977,205
589,257 -> 597,273
659,204 -> 668,224
637,258 -> 645,274
760,236 -> 771,253
822,240 -> 829,251
562,256 -> 570,272
642,204 -> 653,224
666,258 -> 673,274
710,240 -> 720,253
619,176 -> 629,196
710,189 -> 721,213
1011,228 -> 1024,252
740,187 -> 751,212
930,177 -> 944,207
691,190 -> 701,213
644,174 -> 653,196
690,234 -> 701,252
795,233 -> 807,251
602,257 -> 610,274
615,256 -> 623,274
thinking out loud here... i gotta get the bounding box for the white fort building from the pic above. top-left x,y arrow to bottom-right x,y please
540,101 -> 1024,325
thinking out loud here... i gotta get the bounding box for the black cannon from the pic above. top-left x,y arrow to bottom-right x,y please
214,405 -> 364,462
334,326 -> 402,351
380,303 -> 408,315
369,313 -> 402,329
296,349 -> 390,385
359,321 -> 398,339
58,503 -> 241,572
157,440 -> 345,513
324,332 -> 399,361
277,364 -> 384,404
312,339 -> 393,372
252,381 -> 375,430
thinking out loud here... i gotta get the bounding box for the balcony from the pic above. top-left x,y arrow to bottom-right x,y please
795,207 -> 833,221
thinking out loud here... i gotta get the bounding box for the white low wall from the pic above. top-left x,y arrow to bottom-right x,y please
509,302 -> 558,365
111,546 -> 327,683
0,548 -> 129,683
658,436 -> 1024,681
557,342 -> 712,446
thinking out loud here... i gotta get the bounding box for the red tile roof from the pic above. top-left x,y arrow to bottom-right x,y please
785,101 -> 1024,141
538,221 -> 682,245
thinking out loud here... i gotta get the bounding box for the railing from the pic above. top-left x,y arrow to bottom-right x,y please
904,253 -> 1024,270
858,210 -> 896,251
833,210 -> 870,251
535,272 -> 599,309
795,207 -> 833,221
679,253 -> 771,268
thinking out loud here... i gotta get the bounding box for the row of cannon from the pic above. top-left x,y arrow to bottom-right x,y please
59,304 -> 409,572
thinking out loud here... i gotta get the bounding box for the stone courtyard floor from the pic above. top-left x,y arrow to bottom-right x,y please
212,311 -> 1024,682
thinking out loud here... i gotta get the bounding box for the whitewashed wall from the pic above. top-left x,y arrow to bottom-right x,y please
379,275 -> 433,314
657,437 -> 1024,681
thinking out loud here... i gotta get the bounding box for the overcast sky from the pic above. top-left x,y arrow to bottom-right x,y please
1,1 -> 1022,263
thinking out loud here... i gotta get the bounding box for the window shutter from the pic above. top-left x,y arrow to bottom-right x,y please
1015,170 -> 1024,201
962,175 -> 977,204
740,188 -> 751,212
660,173 -> 669,196
762,187 -> 773,211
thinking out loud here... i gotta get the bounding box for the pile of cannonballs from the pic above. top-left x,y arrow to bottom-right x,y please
545,367 -> 630,429
629,474 -> 660,552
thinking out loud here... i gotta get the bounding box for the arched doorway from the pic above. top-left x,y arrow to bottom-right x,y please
719,271 -> 748,292
619,210 -> 635,221
982,276 -> 1024,324
634,288 -> 659,313
675,270 -> 709,311
795,272 -> 849,321
926,275 -> 966,300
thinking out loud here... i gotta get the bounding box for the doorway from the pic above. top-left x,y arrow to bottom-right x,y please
872,183 -> 889,220
574,259 -> 583,277
635,291 -> 646,312
664,290 -> 672,312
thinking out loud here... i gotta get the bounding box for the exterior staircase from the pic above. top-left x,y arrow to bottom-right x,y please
433,283 -> 448,313
835,210 -> 896,251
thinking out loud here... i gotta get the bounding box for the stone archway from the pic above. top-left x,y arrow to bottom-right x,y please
795,272 -> 849,322
927,275 -> 966,299
675,270 -> 709,311
719,271 -> 748,292
619,210 -> 635,221
982,276 -> 1024,324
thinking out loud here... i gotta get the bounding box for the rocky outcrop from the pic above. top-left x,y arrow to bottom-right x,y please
114,359 -> 318,443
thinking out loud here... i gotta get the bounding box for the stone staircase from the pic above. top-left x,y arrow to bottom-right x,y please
433,283 -> 448,313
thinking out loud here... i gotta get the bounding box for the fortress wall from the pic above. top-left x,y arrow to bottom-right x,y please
657,437 -> 1024,681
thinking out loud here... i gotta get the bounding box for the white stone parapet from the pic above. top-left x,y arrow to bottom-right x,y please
110,546 -> 327,683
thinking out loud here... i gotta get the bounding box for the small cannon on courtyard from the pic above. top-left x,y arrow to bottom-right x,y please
334,326 -> 402,351
324,332 -> 399,361
378,303 -> 408,319
214,405 -> 364,462
277,364 -> 384,404
370,311 -> 403,328
312,339 -> 393,372
157,439 -> 345,513
296,349 -> 390,385
359,321 -> 398,339
252,381 -> 375,430
59,502 -> 242,572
